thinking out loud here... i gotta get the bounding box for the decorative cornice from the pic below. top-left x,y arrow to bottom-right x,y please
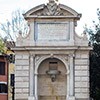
12,46 -> 92,51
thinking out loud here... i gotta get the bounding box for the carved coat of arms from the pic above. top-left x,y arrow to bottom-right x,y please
42,0 -> 63,16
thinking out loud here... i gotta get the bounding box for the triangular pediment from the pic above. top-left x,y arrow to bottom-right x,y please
23,1 -> 81,19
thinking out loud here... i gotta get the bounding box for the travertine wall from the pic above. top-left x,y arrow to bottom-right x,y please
15,52 -> 29,100
75,51 -> 89,100
14,1 -> 92,100
14,50 -> 90,100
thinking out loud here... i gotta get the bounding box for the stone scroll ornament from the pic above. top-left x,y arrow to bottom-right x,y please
42,0 -> 63,16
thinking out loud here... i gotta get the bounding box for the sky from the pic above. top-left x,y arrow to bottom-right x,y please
0,0 -> 100,35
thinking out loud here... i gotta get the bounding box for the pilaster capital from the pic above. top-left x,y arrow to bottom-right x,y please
29,54 -> 35,57
69,53 -> 75,58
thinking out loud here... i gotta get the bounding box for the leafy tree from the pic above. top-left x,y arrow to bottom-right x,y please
0,9 -> 29,41
0,37 -> 7,54
85,8 -> 100,100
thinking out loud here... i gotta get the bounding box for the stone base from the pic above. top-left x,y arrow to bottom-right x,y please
28,96 -> 35,100
68,96 -> 75,100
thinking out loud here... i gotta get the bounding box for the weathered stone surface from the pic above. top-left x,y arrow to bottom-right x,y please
75,71 -> 89,76
75,76 -> 89,82
75,59 -> 89,65
16,66 -> 23,70
22,66 -> 29,70
15,59 -> 29,66
13,1 -> 91,100
75,66 -> 88,70
15,82 -> 29,88
15,70 -> 29,77
15,88 -> 29,93
15,55 -> 23,59
15,93 -> 28,99
15,77 -> 29,82
75,93 -> 89,99
75,82 -> 89,88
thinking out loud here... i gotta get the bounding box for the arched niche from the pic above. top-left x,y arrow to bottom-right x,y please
37,58 -> 68,100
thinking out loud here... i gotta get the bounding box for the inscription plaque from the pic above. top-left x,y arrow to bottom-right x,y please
35,23 -> 69,41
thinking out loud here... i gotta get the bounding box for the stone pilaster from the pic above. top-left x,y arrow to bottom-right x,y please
28,55 -> 35,100
68,53 -> 75,100
35,72 -> 38,100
